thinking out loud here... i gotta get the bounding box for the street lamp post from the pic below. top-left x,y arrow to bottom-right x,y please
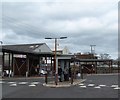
45,37 -> 67,85
54,38 -> 57,85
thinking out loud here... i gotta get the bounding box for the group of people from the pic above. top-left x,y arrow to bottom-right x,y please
58,66 -> 70,82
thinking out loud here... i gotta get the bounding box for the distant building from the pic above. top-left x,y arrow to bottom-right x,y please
75,52 -> 98,59
71,52 -> 113,74
53,46 -> 71,55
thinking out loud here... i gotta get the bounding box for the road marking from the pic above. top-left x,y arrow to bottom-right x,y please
80,86 -> 87,88
8,82 -> 16,84
78,82 -> 120,90
111,85 -> 118,87
99,85 -> 106,87
18,82 -> 28,85
10,84 -> 17,87
29,84 -> 36,87
31,82 -> 39,85
94,86 -> 101,89
114,87 -> 120,90
88,84 -> 95,87
79,83 -> 84,86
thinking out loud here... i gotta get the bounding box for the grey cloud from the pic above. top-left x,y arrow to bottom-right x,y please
1,1 -> 118,59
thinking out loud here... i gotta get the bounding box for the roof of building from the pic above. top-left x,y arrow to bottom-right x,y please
57,54 -> 73,60
2,43 -> 53,55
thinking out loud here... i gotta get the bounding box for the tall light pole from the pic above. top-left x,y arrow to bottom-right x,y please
45,37 -> 67,85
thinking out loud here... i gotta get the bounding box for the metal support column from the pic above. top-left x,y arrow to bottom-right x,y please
118,61 -> 120,73
11,53 -> 14,77
50,56 -> 52,74
2,52 -> 5,77
39,56 -> 41,76
110,61 -> 113,73
26,55 -> 29,77
54,38 -> 58,85
8,53 -> 11,78
109,61 -> 111,73
95,62 -> 97,74
45,56 -> 48,84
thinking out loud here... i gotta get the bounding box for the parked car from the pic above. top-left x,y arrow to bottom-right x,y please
3,70 -> 11,77
39,69 -> 47,75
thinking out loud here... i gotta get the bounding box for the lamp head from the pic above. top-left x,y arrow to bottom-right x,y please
60,37 -> 67,39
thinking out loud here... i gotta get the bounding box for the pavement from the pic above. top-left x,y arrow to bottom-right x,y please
43,78 -> 86,88
1,75 -> 86,88
43,73 -> 119,88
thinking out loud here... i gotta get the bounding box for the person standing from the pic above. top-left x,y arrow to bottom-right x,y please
64,67 -> 69,81
58,66 -> 62,82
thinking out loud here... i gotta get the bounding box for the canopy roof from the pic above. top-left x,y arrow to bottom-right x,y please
2,43 -> 54,56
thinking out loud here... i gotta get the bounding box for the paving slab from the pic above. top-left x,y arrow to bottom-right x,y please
43,79 -> 86,88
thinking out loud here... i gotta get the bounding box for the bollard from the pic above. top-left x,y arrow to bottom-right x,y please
26,71 -> 28,77
45,72 -> 48,84
71,72 -> 73,84
81,67 -> 83,79
45,74 -> 47,84
55,74 -> 58,85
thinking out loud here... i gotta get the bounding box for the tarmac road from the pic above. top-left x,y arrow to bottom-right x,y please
1,74 -> 119,99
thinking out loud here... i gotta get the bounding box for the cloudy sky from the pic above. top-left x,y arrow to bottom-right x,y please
0,0 -> 118,59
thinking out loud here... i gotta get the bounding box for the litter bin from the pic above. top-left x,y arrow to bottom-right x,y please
64,74 -> 69,81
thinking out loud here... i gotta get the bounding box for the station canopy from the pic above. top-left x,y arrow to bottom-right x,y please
2,43 -> 54,56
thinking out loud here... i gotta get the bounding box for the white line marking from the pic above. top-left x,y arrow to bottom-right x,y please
29,84 -> 36,87
31,82 -> 39,85
80,86 -> 87,88
79,83 -> 84,86
111,85 -> 118,88
10,84 -> 17,86
18,82 -> 28,85
8,82 -> 16,84
114,87 -> 120,90
99,85 -> 106,87
88,84 -> 95,87
94,86 -> 101,89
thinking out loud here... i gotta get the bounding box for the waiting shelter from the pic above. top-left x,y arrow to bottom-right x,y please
57,54 -> 73,81
1,43 -> 54,77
